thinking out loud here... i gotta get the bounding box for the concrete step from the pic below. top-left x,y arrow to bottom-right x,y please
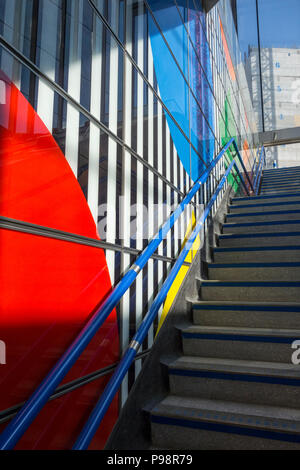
229,201 -> 300,214
213,245 -> 300,262
167,356 -> 300,409
192,301 -> 300,329
261,180 -> 300,186
261,177 -> 300,185
226,209 -> 300,223
261,188 -> 300,195
261,184 -> 300,192
262,174 -> 300,181
199,280 -> 300,302
218,231 -> 300,247
180,325 -> 300,363
222,220 -> 300,234
207,261 -> 300,281
231,192 -> 300,206
263,167 -> 300,176
150,395 -> 300,450
263,169 -> 300,175
262,172 -> 300,179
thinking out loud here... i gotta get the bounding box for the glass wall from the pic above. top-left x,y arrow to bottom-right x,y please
237,0 -> 300,167
0,0 -> 257,449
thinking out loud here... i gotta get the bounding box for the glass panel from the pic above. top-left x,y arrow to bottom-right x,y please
147,0 -> 189,82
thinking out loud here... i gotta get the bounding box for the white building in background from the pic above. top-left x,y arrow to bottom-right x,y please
245,46 -> 300,168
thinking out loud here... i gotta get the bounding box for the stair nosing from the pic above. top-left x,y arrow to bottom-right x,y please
191,301 -> 300,313
232,192 -> 300,202
168,356 -> 300,380
197,278 -> 300,286
223,219 -> 300,228
219,231 -> 300,239
230,201 -> 300,210
181,325 -> 300,337
227,209 -> 300,219
208,261 -> 300,268
150,396 -> 300,436
215,245 -> 300,252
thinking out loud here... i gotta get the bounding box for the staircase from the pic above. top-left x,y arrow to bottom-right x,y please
149,166 -> 300,450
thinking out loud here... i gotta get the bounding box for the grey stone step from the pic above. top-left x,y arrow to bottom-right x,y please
222,220 -> 300,234
226,209 -> 300,223
263,167 -> 300,176
218,231 -> 300,248
150,395 -> 300,450
180,325 -> 300,363
261,185 -> 300,192
231,192 -> 300,206
192,301 -> 300,329
264,165 -> 300,170
261,184 -> 300,192
199,280 -> 300,302
214,245 -> 300,262
229,201 -> 300,214
263,169 -> 300,176
262,173 -> 300,180
262,175 -> 300,182
261,188 -> 300,195
262,177 -> 300,186
167,356 -> 300,409
207,261 -> 300,281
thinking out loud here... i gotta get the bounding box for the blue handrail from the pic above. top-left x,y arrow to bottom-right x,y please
257,147 -> 266,194
253,146 -> 266,195
0,138 -> 253,450
73,159 -> 238,449
251,147 -> 260,181
253,146 -> 263,191
232,139 -> 255,194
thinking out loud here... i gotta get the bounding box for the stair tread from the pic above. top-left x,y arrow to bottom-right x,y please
230,201 -> 300,210
149,173 -> 300,449
168,356 -> 300,378
150,395 -> 300,432
208,261 -> 300,267
219,231 -> 300,239
191,300 -> 300,308
262,180 -> 300,183
263,167 -> 300,171
181,325 -> 300,337
261,182 -> 300,187
215,245 -> 300,251
262,177 -> 300,181
232,192 -> 300,202
262,174 -> 300,178
261,189 -> 300,195
198,278 -> 300,285
223,219 -> 300,227
262,178 -> 300,181
227,209 -> 300,218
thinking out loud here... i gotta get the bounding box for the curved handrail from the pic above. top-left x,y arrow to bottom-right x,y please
0,138 -> 253,450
